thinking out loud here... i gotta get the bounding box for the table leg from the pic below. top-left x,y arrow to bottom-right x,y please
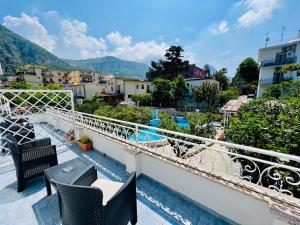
44,177 -> 52,196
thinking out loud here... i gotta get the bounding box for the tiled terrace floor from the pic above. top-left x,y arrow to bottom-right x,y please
0,123 -> 237,225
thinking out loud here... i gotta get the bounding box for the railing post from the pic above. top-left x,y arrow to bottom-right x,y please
135,125 -> 139,142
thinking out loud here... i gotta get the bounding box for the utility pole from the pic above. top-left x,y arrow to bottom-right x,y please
280,25 -> 286,44
265,32 -> 270,48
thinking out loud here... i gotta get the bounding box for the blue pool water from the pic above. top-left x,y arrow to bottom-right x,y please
129,117 -> 190,142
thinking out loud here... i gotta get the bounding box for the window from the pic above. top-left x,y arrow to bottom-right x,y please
111,86 -> 113,91
141,85 -> 144,89
93,79 -> 95,81
136,84 -> 139,89
128,95 -> 132,98
58,79 -> 62,82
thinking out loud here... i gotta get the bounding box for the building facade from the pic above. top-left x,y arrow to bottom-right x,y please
103,77 -> 152,102
184,66 -> 209,79
257,38 -> 300,97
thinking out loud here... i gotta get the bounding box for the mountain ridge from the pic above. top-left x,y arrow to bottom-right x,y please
0,25 -> 149,79
64,56 -> 148,79
0,24 -> 70,75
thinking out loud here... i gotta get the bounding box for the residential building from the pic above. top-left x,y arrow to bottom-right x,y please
185,77 -> 219,96
257,37 -> 300,97
104,77 -> 152,102
184,65 -> 209,79
69,71 -> 81,85
50,70 -> 70,86
16,64 -> 48,87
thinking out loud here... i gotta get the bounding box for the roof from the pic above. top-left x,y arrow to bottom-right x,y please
220,95 -> 250,113
259,38 -> 300,51
185,77 -> 217,81
115,77 -> 147,82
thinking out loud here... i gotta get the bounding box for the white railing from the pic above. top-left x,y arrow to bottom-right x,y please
0,90 -> 75,151
47,107 -> 300,208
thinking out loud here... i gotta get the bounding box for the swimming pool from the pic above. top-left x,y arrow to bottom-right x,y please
129,117 -> 190,142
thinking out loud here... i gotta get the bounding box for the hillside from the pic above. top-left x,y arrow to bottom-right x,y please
64,56 -> 148,79
0,25 -> 70,75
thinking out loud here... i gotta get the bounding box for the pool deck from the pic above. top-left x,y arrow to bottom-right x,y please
0,124 -> 237,225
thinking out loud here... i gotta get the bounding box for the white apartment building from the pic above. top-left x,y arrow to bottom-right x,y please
257,38 -> 300,97
105,77 -> 152,101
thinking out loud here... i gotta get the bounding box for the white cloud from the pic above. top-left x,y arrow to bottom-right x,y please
109,40 -> 169,62
3,12 -> 188,63
45,10 -> 58,18
107,31 -> 131,47
209,21 -> 230,35
3,13 -> 56,52
237,0 -> 281,28
59,19 -> 107,58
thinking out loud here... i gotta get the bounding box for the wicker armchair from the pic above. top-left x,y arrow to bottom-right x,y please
0,118 -> 35,152
52,169 -> 137,225
5,135 -> 58,192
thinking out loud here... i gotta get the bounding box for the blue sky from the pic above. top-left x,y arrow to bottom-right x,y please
1,0 -> 300,76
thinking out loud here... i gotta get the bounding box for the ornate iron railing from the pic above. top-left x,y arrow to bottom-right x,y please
47,107 -> 300,207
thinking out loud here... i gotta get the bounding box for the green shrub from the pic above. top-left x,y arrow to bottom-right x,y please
78,135 -> 92,144
218,88 -> 239,105
94,106 -> 152,124
226,97 -> 300,155
131,93 -> 152,106
75,100 -> 107,114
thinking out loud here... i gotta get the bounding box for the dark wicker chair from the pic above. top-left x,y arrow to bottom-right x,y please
52,169 -> 137,225
5,134 -> 58,192
0,118 -> 35,152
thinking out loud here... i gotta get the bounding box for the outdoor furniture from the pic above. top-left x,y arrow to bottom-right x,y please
51,168 -> 137,225
44,158 -> 94,196
0,117 -> 35,152
5,134 -> 57,192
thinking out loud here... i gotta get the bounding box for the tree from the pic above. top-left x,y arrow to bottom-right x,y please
94,106 -> 152,124
192,82 -> 220,107
263,81 -> 300,98
146,46 -> 193,81
281,64 -> 300,74
204,64 -> 211,76
131,93 -> 152,106
226,97 -> 300,156
214,68 -> 229,91
172,75 -> 188,102
218,87 -> 239,105
9,81 -> 32,89
233,58 -> 259,94
152,78 -> 173,107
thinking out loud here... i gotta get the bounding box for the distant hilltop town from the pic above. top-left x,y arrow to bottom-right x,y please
0,64 -> 219,105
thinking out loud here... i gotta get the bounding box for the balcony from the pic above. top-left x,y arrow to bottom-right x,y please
1,90 -> 300,225
261,56 -> 297,67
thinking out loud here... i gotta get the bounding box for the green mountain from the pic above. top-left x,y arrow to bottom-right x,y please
0,25 -> 149,79
0,24 -> 70,76
64,56 -> 148,79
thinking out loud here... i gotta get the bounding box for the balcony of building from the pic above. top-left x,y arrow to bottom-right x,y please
261,56 -> 297,68
1,90 -> 300,225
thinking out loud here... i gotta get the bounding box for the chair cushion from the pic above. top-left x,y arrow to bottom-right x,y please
91,179 -> 123,205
